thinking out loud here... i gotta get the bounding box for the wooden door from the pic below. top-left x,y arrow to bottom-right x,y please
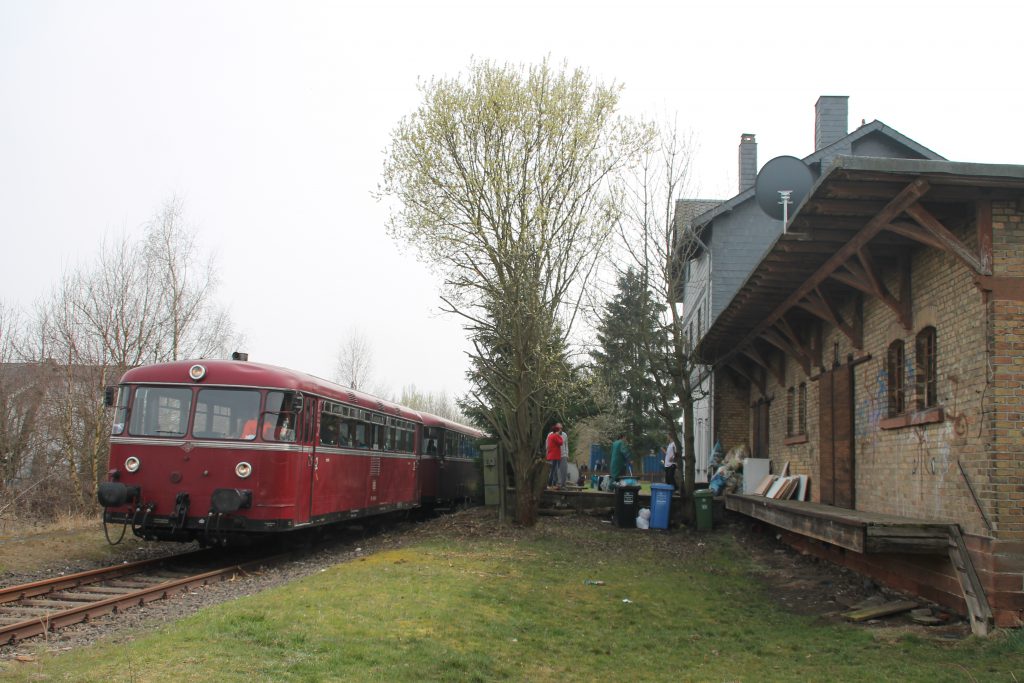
818,364 -> 854,508
752,400 -> 770,459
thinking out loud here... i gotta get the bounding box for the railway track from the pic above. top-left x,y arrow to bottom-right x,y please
0,550 -> 275,644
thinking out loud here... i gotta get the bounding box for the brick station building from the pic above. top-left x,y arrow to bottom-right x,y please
696,156 -> 1024,631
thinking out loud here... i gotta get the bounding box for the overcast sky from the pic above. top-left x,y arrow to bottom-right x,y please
2,0 -> 1020,398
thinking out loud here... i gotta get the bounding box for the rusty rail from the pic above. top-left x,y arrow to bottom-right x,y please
0,550 -> 271,644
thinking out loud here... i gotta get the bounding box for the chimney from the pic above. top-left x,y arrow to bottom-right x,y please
814,96 -> 848,151
738,133 -> 757,193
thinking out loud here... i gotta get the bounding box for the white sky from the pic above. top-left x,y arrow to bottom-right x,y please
2,0 -> 1021,398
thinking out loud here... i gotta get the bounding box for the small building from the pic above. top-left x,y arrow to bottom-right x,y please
697,156 -> 1024,630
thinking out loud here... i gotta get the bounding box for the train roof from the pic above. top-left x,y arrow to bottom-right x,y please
118,359 -> 423,422
418,410 -> 487,439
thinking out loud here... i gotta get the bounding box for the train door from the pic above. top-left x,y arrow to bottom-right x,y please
309,401 -> 355,520
294,393 -> 315,523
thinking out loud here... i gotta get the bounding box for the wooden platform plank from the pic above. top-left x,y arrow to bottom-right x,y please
726,494 -> 953,555
843,600 -> 918,622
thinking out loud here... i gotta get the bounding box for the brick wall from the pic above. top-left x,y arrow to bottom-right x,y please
714,368 -> 750,456
739,198 -> 1024,627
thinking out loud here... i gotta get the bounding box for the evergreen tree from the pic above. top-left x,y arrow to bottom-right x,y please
591,268 -> 667,453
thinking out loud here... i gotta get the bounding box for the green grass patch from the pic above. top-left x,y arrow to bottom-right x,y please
3,519 -> 1021,682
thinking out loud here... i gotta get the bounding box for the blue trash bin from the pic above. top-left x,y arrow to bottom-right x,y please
649,483 -> 674,529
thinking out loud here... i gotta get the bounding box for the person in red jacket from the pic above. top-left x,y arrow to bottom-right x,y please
546,423 -> 564,489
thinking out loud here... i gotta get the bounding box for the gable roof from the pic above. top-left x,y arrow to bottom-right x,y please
690,120 -> 945,233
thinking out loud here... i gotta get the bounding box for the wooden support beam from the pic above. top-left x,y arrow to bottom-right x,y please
761,327 -> 811,376
726,360 -> 766,398
741,345 -> 785,387
797,288 -> 862,350
723,178 -> 931,367
885,220 -> 946,250
830,260 -> 874,296
858,246 -> 912,330
904,203 -> 991,276
776,316 -> 818,373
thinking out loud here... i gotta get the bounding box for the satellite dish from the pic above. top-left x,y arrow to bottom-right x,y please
755,155 -> 814,223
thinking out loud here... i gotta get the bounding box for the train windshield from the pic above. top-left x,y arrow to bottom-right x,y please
193,389 -> 261,440
128,386 -> 192,438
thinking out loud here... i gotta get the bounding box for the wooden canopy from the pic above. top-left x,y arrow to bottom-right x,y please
698,157 -> 1024,376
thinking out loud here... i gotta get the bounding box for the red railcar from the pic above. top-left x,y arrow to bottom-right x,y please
97,359 -> 483,544
419,411 -> 484,506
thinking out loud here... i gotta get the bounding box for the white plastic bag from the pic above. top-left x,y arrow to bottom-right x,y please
636,507 -> 651,529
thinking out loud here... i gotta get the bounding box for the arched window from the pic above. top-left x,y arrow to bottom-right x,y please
887,340 -> 905,417
915,327 -> 937,410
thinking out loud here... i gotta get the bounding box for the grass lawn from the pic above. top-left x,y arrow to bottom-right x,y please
2,511 -> 1021,682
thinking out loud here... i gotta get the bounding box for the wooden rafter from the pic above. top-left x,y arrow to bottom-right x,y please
726,359 -> 766,398
776,316 -> 817,371
896,203 -> 991,276
726,179 -> 930,360
760,327 -> 811,376
740,344 -> 785,387
829,247 -> 912,330
796,287 -> 862,350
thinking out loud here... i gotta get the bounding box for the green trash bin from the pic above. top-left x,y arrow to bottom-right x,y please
694,489 -> 713,531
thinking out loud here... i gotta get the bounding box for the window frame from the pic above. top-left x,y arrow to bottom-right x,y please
915,326 -> 937,411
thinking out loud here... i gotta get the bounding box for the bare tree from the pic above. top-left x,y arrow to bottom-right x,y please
26,200 -> 239,505
617,119 -> 708,500
145,198 -> 238,360
382,58 -> 651,525
398,384 -> 465,423
334,329 -> 374,391
0,303 -> 42,487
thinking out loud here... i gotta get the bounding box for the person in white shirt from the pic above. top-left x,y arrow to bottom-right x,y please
663,435 -> 677,489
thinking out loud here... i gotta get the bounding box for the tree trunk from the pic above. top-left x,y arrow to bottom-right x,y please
682,398 -> 696,502
512,452 -> 545,526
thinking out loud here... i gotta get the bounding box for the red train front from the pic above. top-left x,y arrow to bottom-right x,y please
98,359 -> 432,544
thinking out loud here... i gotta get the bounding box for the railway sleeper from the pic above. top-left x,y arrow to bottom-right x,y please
76,586 -> 137,595
0,606 -> 53,616
58,591 -> 124,601
21,599 -> 84,609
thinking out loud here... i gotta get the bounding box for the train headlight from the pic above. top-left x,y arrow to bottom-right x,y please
188,364 -> 207,381
235,461 -> 253,479
124,456 -> 140,473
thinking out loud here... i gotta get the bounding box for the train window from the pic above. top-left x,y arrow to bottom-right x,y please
110,386 -> 130,435
354,422 -> 368,449
129,386 -> 193,438
423,427 -> 441,456
264,391 -> 298,442
320,411 -> 342,446
194,389 -> 261,440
